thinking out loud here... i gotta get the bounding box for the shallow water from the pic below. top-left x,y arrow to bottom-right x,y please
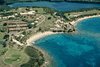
35,17 -> 100,67
77,17 -> 100,34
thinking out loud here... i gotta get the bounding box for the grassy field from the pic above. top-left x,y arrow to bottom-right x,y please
0,44 -> 45,67
0,31 -> 5,46
37,13 -> 56,31
3,48 -> 29,64
0,45 -> 30,67
0,32 -> 5,40
32,8 -> 46,14
21,46 -> 45,67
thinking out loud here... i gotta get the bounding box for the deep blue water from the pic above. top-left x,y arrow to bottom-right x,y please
8,1 -> 100,11
35,17 -> 100,67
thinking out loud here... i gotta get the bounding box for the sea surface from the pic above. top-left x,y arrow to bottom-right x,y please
35,17 -> 100,67
8,1 -> 100,11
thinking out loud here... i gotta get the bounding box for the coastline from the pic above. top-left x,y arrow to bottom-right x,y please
70,15 -> 100,26
33,45 -> 55,67
25,15 -> 100,67
26,31 -> 56,46
26,31 -> 57,67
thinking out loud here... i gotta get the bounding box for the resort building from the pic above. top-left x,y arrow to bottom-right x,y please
2,20 -> 28,33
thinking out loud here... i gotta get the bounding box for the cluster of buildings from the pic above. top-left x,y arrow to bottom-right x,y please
2,20 -> 28,33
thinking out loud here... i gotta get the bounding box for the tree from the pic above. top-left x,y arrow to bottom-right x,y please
3,34 -> 9,40
3,23 -> 7,26
48,17 -> 51,20
28,23 -> 33,29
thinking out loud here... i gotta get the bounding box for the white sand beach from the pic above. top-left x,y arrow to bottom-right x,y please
26,14 -> 100,67
26,31 -> 56,67
26,31 -> 56,46
27,15 -> 100,46
70,15 -> 100,26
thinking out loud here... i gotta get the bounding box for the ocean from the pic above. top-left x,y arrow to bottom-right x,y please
35,17 -> 100,67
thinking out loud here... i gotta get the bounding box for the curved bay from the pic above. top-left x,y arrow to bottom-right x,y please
35,17 -> 100,67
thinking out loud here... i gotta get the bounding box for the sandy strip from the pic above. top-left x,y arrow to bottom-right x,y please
70,15 -> 100,26
27,15 -> 100,45
26,31 -> 56,46
26,15 -> 100,67
26,31 -> 56,67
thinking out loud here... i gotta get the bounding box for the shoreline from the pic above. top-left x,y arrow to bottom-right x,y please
26,31 -> 57,46
70,15 -> 100,26
26,31 -> 57,67
26,15 -> 100,67
31,45 -> 54,67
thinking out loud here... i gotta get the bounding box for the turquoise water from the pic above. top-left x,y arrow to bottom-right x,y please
8,1 -> 100,11
35,17 -> 100,67
77,17 -> 100,34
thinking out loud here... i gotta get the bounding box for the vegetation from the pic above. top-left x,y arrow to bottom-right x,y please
0,46 -> 29,66
64,9 -> 100,21
0,32 -> 5,40
0,45 -> 8,56
0,31 -> 45,67
0,12 -> 15,16
4,54 -> 21,64
0,31 -> 5,46
0,5 -> 11,12
21,46 -> 45,67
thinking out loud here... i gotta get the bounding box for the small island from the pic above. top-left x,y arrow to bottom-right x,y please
0,6 -> 100,67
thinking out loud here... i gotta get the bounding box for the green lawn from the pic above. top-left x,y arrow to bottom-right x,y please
4,54 -> 20,64
0,32 -> 5,40
64,9 -> 100,19
37,14 -> 56,31
32,8 -> 46,13
0,45 -> 8,56
0,47 -> 30,67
